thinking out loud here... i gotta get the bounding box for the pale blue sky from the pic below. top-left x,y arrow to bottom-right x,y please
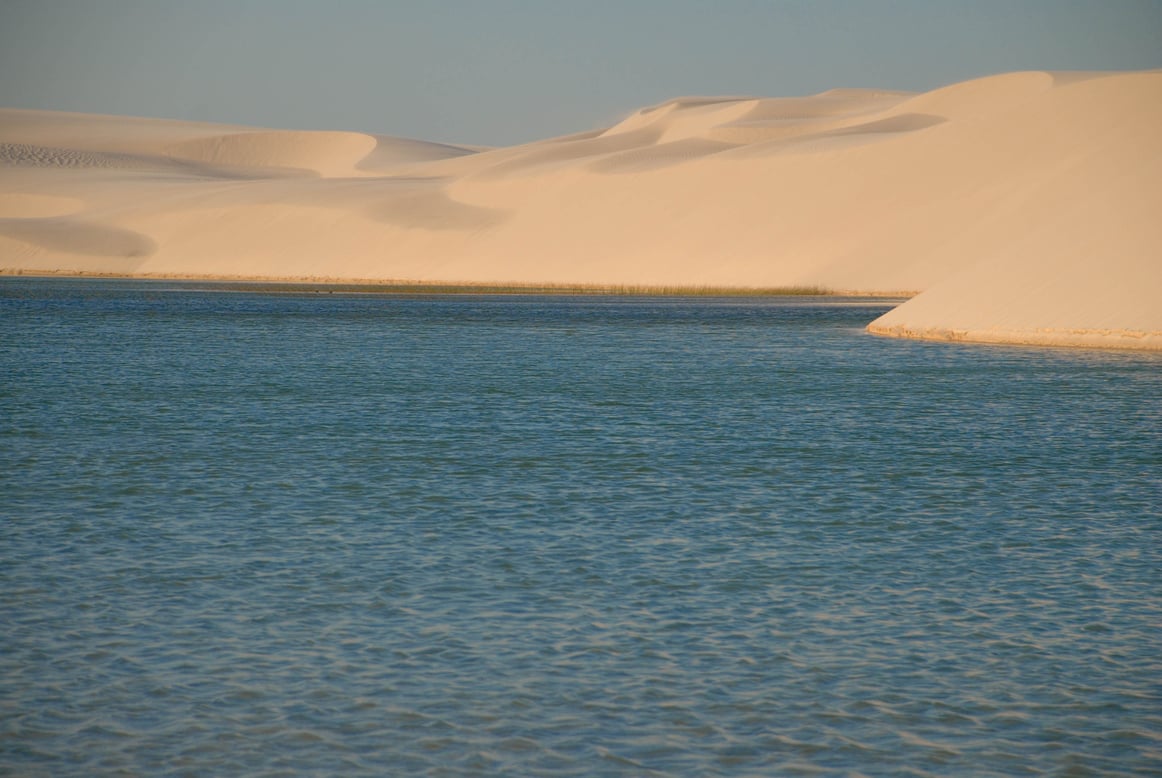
1,1 -> 1158,146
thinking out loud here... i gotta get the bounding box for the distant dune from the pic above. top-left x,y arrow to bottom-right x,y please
2,70 -> 1160,349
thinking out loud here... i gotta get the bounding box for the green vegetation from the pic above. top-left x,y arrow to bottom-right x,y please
4,271 -> 916,297
187,281 -> 845,297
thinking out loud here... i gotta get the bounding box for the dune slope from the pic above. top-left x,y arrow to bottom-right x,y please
2,70 -> 1160,349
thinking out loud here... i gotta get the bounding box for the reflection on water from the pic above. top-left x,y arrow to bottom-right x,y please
2,279 -> 1160,776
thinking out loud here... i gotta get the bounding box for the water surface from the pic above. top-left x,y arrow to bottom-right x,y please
2,279 -> 1159,776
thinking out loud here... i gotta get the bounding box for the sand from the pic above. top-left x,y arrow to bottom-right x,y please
2,70 -> 1160,349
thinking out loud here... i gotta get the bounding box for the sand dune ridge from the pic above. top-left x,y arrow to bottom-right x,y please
2,69 -> 1160,349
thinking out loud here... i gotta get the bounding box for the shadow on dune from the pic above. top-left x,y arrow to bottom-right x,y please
0,217 -> 157,258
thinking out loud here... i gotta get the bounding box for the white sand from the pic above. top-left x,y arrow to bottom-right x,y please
2,70 -> 1160,349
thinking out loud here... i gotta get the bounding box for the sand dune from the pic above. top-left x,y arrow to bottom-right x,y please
166,130 -> 378,177
2,70 -> 1160,349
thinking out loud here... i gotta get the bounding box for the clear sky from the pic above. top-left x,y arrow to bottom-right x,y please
1,0 -> 1159,146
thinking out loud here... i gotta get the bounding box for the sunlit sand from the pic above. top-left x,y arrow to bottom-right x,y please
2,70 -> 1159,349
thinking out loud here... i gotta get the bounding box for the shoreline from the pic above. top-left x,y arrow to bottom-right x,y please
866,322 -> 1162,352
8,272 -> 1157,351
7,271 -> 1159,351
0,270 -> 916,299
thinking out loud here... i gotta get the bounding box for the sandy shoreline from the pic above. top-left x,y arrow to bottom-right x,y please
8,271 -> 1155,351
866,323 -> 1162,351
0,268 -> 914,298
3,69 -> 1160,349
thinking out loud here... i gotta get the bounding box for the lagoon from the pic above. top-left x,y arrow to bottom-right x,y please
2,279 -> 1159,775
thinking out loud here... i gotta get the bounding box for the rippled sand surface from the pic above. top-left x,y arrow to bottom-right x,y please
2,279 -> 1160,776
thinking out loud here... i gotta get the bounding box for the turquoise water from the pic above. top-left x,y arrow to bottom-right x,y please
2,278 -> 1160,776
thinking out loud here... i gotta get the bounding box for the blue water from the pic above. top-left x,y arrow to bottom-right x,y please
2,278 -> 1160,776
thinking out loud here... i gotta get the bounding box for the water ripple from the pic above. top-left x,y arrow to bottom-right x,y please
1,279 -> 1160,775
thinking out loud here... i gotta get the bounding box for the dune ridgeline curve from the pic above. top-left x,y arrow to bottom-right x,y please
2,69 -> 1160,350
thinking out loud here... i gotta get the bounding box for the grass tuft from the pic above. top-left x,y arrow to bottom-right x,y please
2,271 -> 916,297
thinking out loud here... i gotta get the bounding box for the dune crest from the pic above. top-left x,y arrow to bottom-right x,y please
167,130 -> 378,177
2,70 -> 1160,349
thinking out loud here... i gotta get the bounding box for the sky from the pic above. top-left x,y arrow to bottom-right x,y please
1,0 -> 1159,146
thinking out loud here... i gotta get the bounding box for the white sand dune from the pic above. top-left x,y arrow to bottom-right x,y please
2,70 -> 1160,349
166,130 -> 378,177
